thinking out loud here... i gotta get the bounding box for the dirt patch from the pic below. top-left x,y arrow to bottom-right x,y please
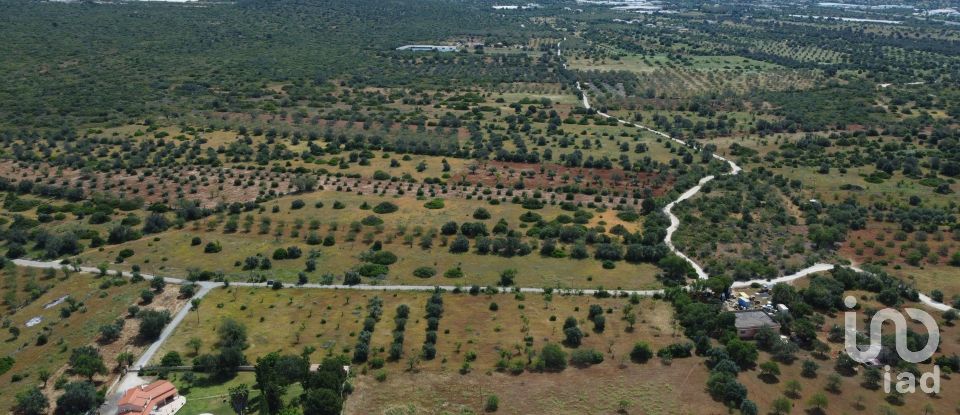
347,359 -> 715,415
0,160 -> 293,208
450,160 -> 671,197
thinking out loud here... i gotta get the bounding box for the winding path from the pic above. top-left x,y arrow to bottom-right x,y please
558,40 -> 954,312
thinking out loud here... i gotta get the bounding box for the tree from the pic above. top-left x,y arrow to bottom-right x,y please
117,352 -> 134,370
485,394 -> 500,412
160,351 -> 183,367
256,352 -> 309,414
150,275 -> 166,291
725,338 -> 758,368
498,268 -> 516,287
771,396 -> 792,415
187,337 -> 203,356
784,379 -> 802,398
657,254 -> 694,283
624,312 -> 636,331
944,309 -> 958,326
807,392 -> 828,413
69,346 -> 106,381
38,369 -> 50,387
229,384 -> 250,415
98,320 -> 122,343
55,381 -> 98,415
449,235 -> 470,253
301,388 -> 341,415
138,309 -> 172,341
801,359 -> 819,378
835,352 -> 857,375
291,175 -> 318,193
739,399 -> 758,415
541,343 -> 567,371
218,318 -> 249,350
630,342 -> 653,363
825,374 -> 842,393
191,298 -> 202,324
563,325 -> 583,347
14,387 -> 48,415
705,371 -> 747,407
863,366 -> 882,389
760,361 -> 781,380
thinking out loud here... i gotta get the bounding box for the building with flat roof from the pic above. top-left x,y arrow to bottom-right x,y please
117,380 -> 185,415
734,310 -> 780,339
396,45 -> 458,52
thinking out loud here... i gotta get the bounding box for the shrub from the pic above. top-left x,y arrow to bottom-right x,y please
365,250 -> 397,265
423,198 -> 445,209
540,343 -> 567,371
630,342 -> 653,363
443,267 -> 464,278
473,208 -> 491,219
204,242 -> 222,253
290,199 -> 305,210
139,290 -> 155,303
343,272 -> 361,285
372,202 -> 398,214
569,348 -> 604,367
485,395 -> 499,412
355,263 -> 388,277
137,309 -> 172,341
361,215 -> 384,226
413,267 -> 436,278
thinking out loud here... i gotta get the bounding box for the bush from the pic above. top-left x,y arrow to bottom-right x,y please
569,348 -> 604,367
443,267 -> 464,278
485,395 -> 499,412
355,263 -> 388,277
343,272 -> 361,285
291,199 -> 305,210
630,342 -> 653,363
361,215 -> 384,226
413,267 -> 436,278
372,202 -> 398,214
140,290 -> 155,303
365,250 -> 397,265
540,343 -> 567,371
424,198 -> 445,209
204,242 -> 222,253
160,351 -> 182,367
138,309 -> 172,341
473,208 -> 491,220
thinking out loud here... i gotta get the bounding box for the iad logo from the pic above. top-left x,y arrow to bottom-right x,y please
843,295 -> 941,394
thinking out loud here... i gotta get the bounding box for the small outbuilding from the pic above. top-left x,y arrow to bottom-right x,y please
733,310 -> 780,339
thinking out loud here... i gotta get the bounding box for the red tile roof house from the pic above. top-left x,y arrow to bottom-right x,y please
116,380 -> 186,415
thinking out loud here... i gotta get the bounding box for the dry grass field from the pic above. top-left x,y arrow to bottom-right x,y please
76,189 -> 664,290
158,286 -> 726,414
0,266 -> 185,412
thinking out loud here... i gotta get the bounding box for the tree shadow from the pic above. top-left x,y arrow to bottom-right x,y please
758,373 -> 780,384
